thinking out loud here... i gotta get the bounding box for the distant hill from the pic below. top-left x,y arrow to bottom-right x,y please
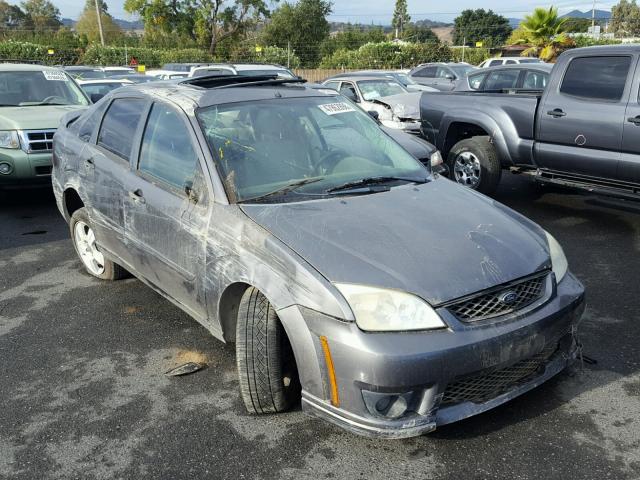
61,17 -> 144,31
561,9 -> 611,20
413,19 -> 453,28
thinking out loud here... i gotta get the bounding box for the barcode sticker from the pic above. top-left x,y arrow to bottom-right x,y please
318,102 -> 356,115
42,70 -> 68,81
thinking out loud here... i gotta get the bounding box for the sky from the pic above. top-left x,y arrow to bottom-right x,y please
53,0 -> 619,23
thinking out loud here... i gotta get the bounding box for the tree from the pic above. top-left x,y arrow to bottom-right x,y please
262,0 -> 332,67
611,0 -> 640,36
76,0 -> 122,44
453,9 -> 511,47
562,17 -> 594,33
392,0 -> 410,37
516,7 -> 574,62
21,0 -> 60,31
0,1 -> 31,29
403,23 -> 439,43
320,25 -> 387,58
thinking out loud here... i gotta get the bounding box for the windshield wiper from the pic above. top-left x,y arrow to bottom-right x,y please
326,176 -> 427,194
239,177 -> 325,203
0,104 -> 18,107
19,101 -> 70,106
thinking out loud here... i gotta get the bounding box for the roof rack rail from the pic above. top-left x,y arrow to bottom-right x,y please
180,74 -> 306,89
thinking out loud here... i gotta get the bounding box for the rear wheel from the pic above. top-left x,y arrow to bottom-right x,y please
236,287 -> 300,414
447,136 -> 501,195
69,207 -> 127,280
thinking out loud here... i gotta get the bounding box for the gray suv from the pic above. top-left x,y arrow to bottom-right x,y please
52,75 -> 584,438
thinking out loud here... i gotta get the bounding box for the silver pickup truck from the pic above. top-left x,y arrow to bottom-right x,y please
420,45 -> 640,198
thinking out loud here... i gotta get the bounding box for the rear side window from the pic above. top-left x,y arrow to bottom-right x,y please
523,70 -> 549,89
138,103 -> 199,190
484,70 -> 520,90
468,72 -> 487,90
560,56 -> 631,101
489,60 -> 503,67
98,98 -> 146,160
324,81 -> 340,91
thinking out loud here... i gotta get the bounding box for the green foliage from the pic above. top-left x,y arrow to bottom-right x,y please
450,47 -> 491,65
0,40 -> 80,64
20,0 -> 60,31
0,1 -> 32,28
229,44 -> 301,68
453,9 -> 512,47
392,0 -> 410,35
563,17 -> 593,33
572,35 -> 622,47
403,23 -> 439,43
611,0 -> 640,36
76,0 -> 123,44
262,0 -> 332,67
517,7 -> 573,62
320,26 -> 387,58
319,42 -> 452,69
82,45 -> 162,66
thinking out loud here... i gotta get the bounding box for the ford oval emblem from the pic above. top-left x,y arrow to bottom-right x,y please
500,291 -> 518,306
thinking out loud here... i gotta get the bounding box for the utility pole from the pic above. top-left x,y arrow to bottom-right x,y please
95,0 -> 105,47
287,41 -> 290,68
591,0 -> 596,33
462,36 -> 466,62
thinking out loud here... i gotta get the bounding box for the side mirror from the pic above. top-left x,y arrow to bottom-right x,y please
184,181 -> 198,204
343,91 -> 359,103
90,93 -> 104,103
445,74 -> 455,81
367,110 -> 380,122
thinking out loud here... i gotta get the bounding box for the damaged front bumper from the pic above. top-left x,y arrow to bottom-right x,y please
278,272 -> 585,439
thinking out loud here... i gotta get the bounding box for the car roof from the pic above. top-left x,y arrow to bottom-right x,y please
0,63 -> 65,72
471,63 -> 554,73
121,76 -> 338,110
233,64 -> 287,70
325,76 -> 399,82
77,79 -> 133,84
64,66 -> 101,70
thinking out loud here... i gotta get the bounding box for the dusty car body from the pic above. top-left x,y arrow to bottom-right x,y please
52,75 -> 585,438
322,76 -> 422,135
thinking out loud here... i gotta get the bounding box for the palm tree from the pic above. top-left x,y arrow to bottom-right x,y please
517,7 -> 574,62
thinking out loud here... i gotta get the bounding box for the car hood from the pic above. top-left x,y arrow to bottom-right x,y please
241,178 -> 551,305
0,105 -> 87,130
372,92 -> 421,119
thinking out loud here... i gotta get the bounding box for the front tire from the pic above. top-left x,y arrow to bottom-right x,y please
447,136 -> 502,195
69,207 -> 127,280
236,287 -> 300,414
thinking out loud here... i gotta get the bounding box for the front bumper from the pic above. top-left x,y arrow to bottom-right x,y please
0,149 -> 53,187
278,272 -> 585,439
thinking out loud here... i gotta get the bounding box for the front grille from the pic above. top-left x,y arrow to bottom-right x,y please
21,129 -> 55,153
441,342 -> 559,406
444,272 -> 548,322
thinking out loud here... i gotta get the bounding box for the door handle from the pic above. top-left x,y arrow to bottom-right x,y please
628,116 -> 640,126
84,157 -> 94,167
128,189 -> 145,204
547,109 -> 566,118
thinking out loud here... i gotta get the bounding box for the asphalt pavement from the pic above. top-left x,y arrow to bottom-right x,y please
1,174 -> 639,480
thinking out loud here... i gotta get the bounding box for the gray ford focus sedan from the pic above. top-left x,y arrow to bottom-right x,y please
51,75 -> 585,438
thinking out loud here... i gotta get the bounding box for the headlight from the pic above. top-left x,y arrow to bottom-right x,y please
545,231 -> 568,282
0,130 -> 19,149
430,150 -> 443,167
335,284 -> 446,332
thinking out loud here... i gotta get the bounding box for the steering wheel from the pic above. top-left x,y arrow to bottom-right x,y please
319,149 -> 349,173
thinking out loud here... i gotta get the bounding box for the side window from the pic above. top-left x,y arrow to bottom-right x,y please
505,60 -> 517,65
468,73 -> 487,90
339,82 -> 358,102
489,60 -> 503,67
77,99 -> 109,142
414,66 -> 437,78
97,98 -> 146,160
138,103 -> 200,191
560,56 -> 631,101
523,71 -> 549,89
436,67 -> 453,79
484,70 -> 520,90
324,81 -> 340,91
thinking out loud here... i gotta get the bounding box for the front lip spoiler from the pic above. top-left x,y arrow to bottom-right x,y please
301,346 -> 576,439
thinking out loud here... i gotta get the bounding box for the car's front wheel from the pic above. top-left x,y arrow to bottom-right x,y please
447,136 -> 501,195
69,207 -> 127,280
236,287 -> 300,414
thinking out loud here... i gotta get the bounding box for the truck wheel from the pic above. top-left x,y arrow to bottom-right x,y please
69,207 -> 127,280
236,287 -> 300,414
447,136 -> 501,195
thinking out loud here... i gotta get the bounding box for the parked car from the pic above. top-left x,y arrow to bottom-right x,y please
52,74 -> 584,438
101,66 -> 136,77
162,62 -> 213,74
322,76 -> 422,134
63,66 -> 107,80
145,70 -> 189,80
408,62 -> 477,91
188,64 -> 237,77
108,74 -> 157,83
325,70 -> 438,92
420,45 -> 640,197
0,64 -> 90,187
478,57 -> 544,68
455,64 -> 554,92
76,79 -> 133,101
233,63 -> 297,78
